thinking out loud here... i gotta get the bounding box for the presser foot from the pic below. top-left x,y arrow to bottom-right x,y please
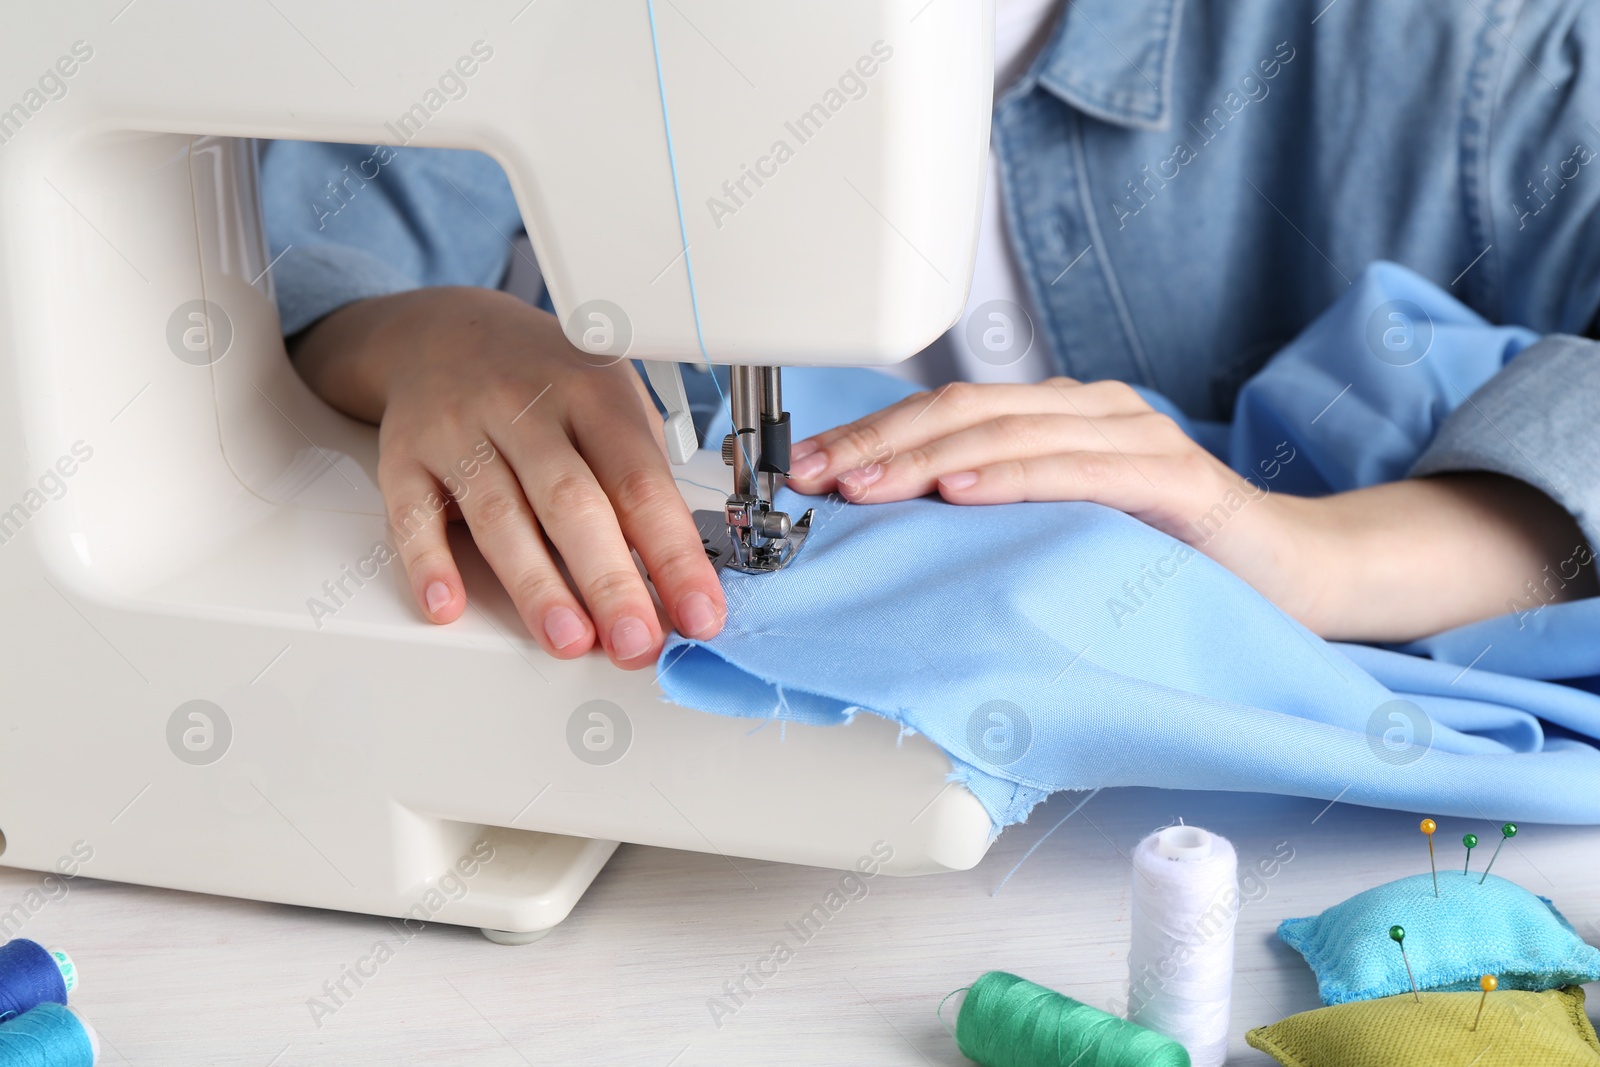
693,507 -> 814,573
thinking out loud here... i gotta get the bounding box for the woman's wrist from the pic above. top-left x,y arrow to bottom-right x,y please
1288,474 -> 1595,642
288,294 -> 407,424
289,287 -> 522,425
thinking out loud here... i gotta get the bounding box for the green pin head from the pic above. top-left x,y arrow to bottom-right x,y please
1501,823 -> 1517,839
1463,833 -> 1479,849
1389,925 -> 1405,944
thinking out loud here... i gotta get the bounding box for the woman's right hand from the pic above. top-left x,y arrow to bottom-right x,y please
289,286 -> 726,669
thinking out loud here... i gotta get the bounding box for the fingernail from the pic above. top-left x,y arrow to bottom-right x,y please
939,471 -> 980,491
791,439 -> 820,460
790,452 -> 827,480
678,591 -> 719,637
838,464 -> 882,495
611,615 -> 654,661
424,581 -> 452,614
544,606 -> 587,650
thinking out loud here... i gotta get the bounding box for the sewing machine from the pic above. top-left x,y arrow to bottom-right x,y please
0,2 -> 995,942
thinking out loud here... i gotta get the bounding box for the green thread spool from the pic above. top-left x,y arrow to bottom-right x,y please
953,971 -> 1191,1067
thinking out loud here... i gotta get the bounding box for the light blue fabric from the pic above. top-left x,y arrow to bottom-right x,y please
1278,873 -> 1600,1005
657,263 -> 1600,830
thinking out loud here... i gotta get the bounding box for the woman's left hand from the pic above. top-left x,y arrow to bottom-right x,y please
786,377 -> 1324,621
784,377 -> 1596,642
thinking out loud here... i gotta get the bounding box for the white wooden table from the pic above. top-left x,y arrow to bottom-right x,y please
4,786 -> 1597,1066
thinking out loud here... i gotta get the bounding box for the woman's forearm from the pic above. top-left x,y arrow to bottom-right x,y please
1298,473 -> 1597,642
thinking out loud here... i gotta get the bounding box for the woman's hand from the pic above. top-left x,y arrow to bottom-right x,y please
290,286 -> 725,669
786,378 -> 1595,641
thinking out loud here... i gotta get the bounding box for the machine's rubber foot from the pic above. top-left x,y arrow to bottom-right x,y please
480,926 -> 552,946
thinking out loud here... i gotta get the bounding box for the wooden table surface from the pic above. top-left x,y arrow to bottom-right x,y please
4,785 -> 1597,1066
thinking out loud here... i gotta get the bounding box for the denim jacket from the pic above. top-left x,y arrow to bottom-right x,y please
261,0 -> 1600,547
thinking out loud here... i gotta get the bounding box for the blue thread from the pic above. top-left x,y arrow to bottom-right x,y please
645,1 -> 720,379
671,476 -> 725,495
0,1003 -> 94,1067
644,0 -> 741,446
0,941 -> 66,1025
991,789 -> 1103,897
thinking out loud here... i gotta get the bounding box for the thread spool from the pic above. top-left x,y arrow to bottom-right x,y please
1127,825 -> 1238,1067
0,942 -> 73,1024
0,1003 -> 98,1067
952,971 -> 1190,1067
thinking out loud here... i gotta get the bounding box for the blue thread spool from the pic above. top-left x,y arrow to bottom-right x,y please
0,1003 -> 98,1067
0,942 -> 73,1024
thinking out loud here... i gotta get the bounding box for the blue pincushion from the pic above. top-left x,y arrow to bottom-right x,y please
1279,873 -> 1600,1005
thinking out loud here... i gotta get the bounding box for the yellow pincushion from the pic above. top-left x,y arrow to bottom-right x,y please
1247,986 -> 1600,1067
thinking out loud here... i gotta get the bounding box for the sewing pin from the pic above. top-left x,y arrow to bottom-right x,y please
1420,818 -> 1438,896
1390,926 -> 1420,1002
1472,974 -> 1497,1032
1478,823 -> 1517,884
1462,833 -> 1478,875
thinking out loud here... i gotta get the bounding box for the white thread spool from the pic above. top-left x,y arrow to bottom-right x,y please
1127,824 -> 1238,1067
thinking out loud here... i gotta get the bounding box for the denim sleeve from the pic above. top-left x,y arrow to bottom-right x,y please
1410,2 -> 1600,549
258,141 -> 523,336
1409,335 -> 1600,551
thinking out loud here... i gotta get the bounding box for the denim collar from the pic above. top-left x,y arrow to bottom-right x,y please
1008,0 -> 1187,132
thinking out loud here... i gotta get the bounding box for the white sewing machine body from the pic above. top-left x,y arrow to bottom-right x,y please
0,2 -> 995,939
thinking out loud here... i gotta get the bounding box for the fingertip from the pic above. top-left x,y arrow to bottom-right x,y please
675,589 -> 724,639
789,450 -> 827,481
609,614 -> 662,668
786,472 -> 835,497
542,604 -> 594,657
791,438 -> 820,461
937,468 -> 1022,505
837,463 -> 886,502
421,578 -> 464,622
938,471 -> 980,494
939,470 -> 999,505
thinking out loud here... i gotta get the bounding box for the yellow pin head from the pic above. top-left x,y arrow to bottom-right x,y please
1420,818 -> 1437,835
1473,974 -> 1498,1031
